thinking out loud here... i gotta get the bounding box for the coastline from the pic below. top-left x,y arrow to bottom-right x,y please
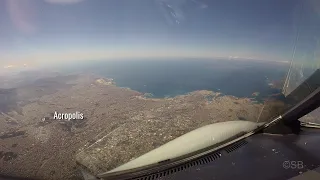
0,72 -> 286,179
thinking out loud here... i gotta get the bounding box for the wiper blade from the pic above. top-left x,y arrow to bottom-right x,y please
301,121 -> 320,129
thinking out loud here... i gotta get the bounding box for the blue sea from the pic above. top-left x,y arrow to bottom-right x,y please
59,58 -> 288,100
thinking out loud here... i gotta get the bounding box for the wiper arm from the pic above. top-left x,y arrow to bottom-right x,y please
300,121 -> 320,129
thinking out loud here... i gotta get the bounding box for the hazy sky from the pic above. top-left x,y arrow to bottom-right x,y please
0,0 -> 319,67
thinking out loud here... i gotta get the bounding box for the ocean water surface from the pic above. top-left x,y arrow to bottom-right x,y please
59,58 -> 288,100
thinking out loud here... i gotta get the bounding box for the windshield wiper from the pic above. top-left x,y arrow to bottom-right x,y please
300,121 -> 320,129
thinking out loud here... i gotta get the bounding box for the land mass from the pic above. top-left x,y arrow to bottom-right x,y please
0,71 -> 287,180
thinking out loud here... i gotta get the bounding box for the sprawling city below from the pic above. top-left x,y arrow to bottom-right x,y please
0,70 -> 287,179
